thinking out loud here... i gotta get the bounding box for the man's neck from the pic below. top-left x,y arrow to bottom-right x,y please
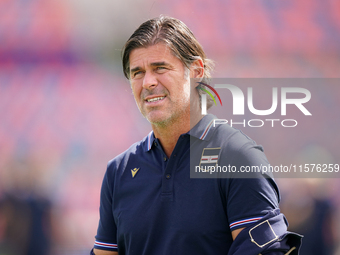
152,113 -> 203,158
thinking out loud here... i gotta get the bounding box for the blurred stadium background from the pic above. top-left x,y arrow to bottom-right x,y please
0,0 -> 339,254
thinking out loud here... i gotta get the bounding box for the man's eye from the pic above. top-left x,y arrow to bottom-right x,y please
133,71 -> 143,77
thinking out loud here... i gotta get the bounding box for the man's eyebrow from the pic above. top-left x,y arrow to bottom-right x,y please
130,66 -> 141,74
150,61 -> 169,67
130,62 -> 170,74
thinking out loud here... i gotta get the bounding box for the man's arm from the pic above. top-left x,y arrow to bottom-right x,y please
231,227 -> 245,240
93,167 -> 119,254
228,209 -> 302,255
93,248 -> 118,255
231,229 -> 288,255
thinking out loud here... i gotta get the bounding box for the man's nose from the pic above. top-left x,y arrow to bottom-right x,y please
142,71 -> 157,90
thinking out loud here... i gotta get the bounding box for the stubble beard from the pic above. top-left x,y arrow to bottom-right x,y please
144,101 -> 190,128
139,92 -> 191,129
139,71 -> 192,128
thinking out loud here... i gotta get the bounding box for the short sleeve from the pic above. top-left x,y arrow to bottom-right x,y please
94,165 -> 118,251
226,143 -> 280,231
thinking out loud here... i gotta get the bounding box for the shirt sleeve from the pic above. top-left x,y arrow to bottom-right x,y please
226,142 -> 280,231
94,164 -> 118,252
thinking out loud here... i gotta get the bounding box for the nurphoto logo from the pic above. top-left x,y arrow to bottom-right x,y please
199,82 -> 312,128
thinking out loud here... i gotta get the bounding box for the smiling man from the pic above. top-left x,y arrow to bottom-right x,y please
128,43 -> 203,157
91,16 -> 302,255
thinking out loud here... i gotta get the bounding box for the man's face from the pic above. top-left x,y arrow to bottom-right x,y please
129,43 -> 193,126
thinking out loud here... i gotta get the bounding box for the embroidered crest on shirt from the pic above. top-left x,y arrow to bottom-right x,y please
198,147 -> 221,171
131,168 -> 140,178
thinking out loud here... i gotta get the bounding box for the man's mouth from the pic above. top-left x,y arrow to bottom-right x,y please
146,96 -> 165,103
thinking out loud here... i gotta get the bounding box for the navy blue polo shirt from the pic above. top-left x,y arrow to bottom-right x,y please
94,114 -> 280,254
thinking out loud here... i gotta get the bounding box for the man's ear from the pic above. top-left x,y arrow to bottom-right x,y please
190,58 -> 204,79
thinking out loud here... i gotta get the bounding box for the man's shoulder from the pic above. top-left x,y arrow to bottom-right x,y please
191,114 -> 266,163
107,132 -> 151,171
194,114 -> 261,152
213,122 -> 262,152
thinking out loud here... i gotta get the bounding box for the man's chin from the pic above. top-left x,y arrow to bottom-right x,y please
146,113 -> 172,126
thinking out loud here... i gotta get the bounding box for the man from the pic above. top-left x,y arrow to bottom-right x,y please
92,16 -> 302,255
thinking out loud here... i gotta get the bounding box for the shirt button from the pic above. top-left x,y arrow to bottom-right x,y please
163,157 -> 167,161
165,174 -> 171,179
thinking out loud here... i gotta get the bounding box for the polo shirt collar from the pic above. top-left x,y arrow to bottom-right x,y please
189,114 -> 217,141
144,131 -> 156,152
144,114 -> 217,151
